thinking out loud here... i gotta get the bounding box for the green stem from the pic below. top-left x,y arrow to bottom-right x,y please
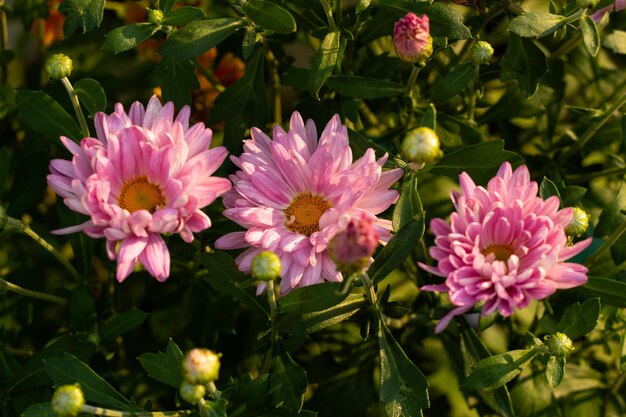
207,381 -> 221,399
0,276 -> 66,304
82,405 -> 193,417
360,272 -> 382,320
266,49 -> 282,126
193,59 -> 225,93
585,218 -> 626,267
6,217 -> 82,282
561,93 -> 626,161
266,279 -> 279,343
60,77 -> 90,138
406,66 -> 420,99
319,0 -> 336,29
0,0 -> 8,84
565,166 -> 626,183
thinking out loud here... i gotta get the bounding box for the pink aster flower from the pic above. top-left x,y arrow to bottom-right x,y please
215,112 -> 404,294
591,0 -> 626,22
393,12 -> 433,65
419,162 -> 592,333
47,96 -> 231,282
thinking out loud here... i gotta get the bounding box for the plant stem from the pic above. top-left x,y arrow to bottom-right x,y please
0,276 -> 66,304
60,77 -> 90,138
585,218 -> 626,267
406,66 -> 420,99
193,59 -> 225,93
0,0 -> 8,84
266,279 -> 279,343
565,166 -> 626,183
266,49 -> 282,126
82,405 -> 193,417
360,272 -> 382,320
319,0 -> 336,29
207,381 -> 221,399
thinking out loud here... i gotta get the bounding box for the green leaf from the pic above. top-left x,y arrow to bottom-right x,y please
309,31 -> 341,100
431,62 -> 478,104
539,177 -> 561,203
462,349 -> 537,391
511,365 -> 557,417
74,78 -> 107,117
199,251 -> 269,318
500,33 -> 548,98
99,308 -> 148,345
508,12 -> 565,38
369,215 -> 424,285
421,104 -> 436,130
243,0 -> 297,34
277,293 -> 367,334
137,339 -> 184,389
326,76 -> 404,99
201,399 -> 228,417
580,16 -> 600,57
546,356 -> 565,388
278,282 -> 348,314
58,0 -> 105,36
356,0 -> 372,13
603,30 -> 626,54
378,321 -> 429,417
577,277 -> 626,308
44,353 -> 130,410
620,329 -> 626,372
16,90 -> 82,141
161,6 -> 206,25
102,23 -> 158,54
160,0 -> 176,14
152,57 -> 200,108
270,347 -> 308,412
436,112 -> 483,147
21,403 -> 56,417
347,128 -> 396,167
160,18 -> 244,60
554,298 -> 600,340
392,172 -> 423,231
242,27 -> 258,61
430,140 -> 524,184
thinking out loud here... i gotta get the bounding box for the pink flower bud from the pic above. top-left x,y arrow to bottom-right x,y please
329,213 -> 379,276
393,13 -> 433,65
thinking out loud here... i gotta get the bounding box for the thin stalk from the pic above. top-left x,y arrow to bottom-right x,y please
406,66 -> 421,99
60,77 -> 90,138
266,279 -> 279,343
319,0 -> 336,29
193,59 -> 225,93
207,381 -> 221,399
0,276 -> 66,304
266,49 -> 282,126
6,217 -> 82,282
360,272 -> 382,320
82,405 -> 193,417
585,218 -> 626,267
0,0 -> 8,83
565,166 -> 626,183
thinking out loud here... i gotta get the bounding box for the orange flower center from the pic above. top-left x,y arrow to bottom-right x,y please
284,193 -> 331,236
117,176 -> 166,213
483,244 -> 515,262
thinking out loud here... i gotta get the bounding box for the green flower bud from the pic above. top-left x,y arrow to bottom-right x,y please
45,54 -> 73,80
251,251 -> 282,282
179,381 -> 206,405
51,384 -> 85,417
147,8 -> 164,25
576,0 -> 598,8
470,40 -> 494,65
183,348 -> 221,384
400,127 -> 442,165
545,332 -> 574,357
565,207 -> 589,238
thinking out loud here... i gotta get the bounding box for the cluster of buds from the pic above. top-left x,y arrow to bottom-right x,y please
329,212 -> 380,276
393,13 -> 433,66
180,348 -> 222,405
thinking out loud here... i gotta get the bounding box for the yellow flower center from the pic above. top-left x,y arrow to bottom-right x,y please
284,193 -> 331,236
117,176 -> 166,213
483,244 -> 515,262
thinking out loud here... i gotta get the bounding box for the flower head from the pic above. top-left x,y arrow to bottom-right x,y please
329,212 -> 380,276
400,127 -> 442,168
393,13 -> 433,65
419,162 -> 591,333
215,112 -> 404,294
470,40 -> 494,65
252,251 -> 282,282
45,53 -> 73,80
51,384 -> 84,417
591,0 -> 626,21
183,348 -> 221,384
47,96 -> 231,282
545,332 -> 574,357
565,207 -> 589,238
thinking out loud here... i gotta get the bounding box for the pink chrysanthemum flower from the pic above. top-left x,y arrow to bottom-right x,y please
215,112 -> 404,294
591,0 -> 626,22
419,162 -> 592,333
47,96 -> 231,282
393,12 -> 433,65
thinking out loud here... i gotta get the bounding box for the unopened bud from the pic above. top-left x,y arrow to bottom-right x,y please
183,348 -> 221,385
45,54 -> 73,80
251,251 -> 282,282
545,332 -> 574,357
51,384 -> 84,417
565,207 -> 589,237
470,41 -> 494,65
393,13 -> 433,66
179,381 -> 206,405
400,127 -> 442,166
329,212 -> 379,276
147,8 -> 164,25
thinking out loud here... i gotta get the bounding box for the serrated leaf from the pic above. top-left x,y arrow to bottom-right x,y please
546,356 -> 565,388
16,90 -> 82,141
74,78 -> 107,117
152,57 -> 199,108
278,282 -> 348,314
431,62 -> 478,104
508,12 -> 565,38
44,353 -> 130,410
369,215 -> 424,284
270,347 -> 308,412
462,349 -> 537,391
137,339 -> 184,388
326,76 -> 404,99
580,16 -> 600,57
554,298 -> 600,340
160,18 -> 244,60
58,0 -> 105,36
577,277 -> 626,308
161,6 -> 206,26
102,23 -> 158,54
392,172 -> 423,231
603,30 -> 626,54
500,33 -> 548,98
378,321 -> 429,417
99,308 -> 148,345
309,31 -> 341,100
243,0 -> 297,34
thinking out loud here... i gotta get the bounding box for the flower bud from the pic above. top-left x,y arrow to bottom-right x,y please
544,332 -> 574,357
470,40 -> 494,65
147,8 -> 164,25
400,127 -> 442,166
393,13 -> 433,66
565,207 -> 589,238
45,53 -> 73,80
51,384 -> 85,417
179,381 -> 206,405
183,348 -> 221,385
251,251 -> 282,282
576,0 -> 598,8
329,212 -> 379,276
